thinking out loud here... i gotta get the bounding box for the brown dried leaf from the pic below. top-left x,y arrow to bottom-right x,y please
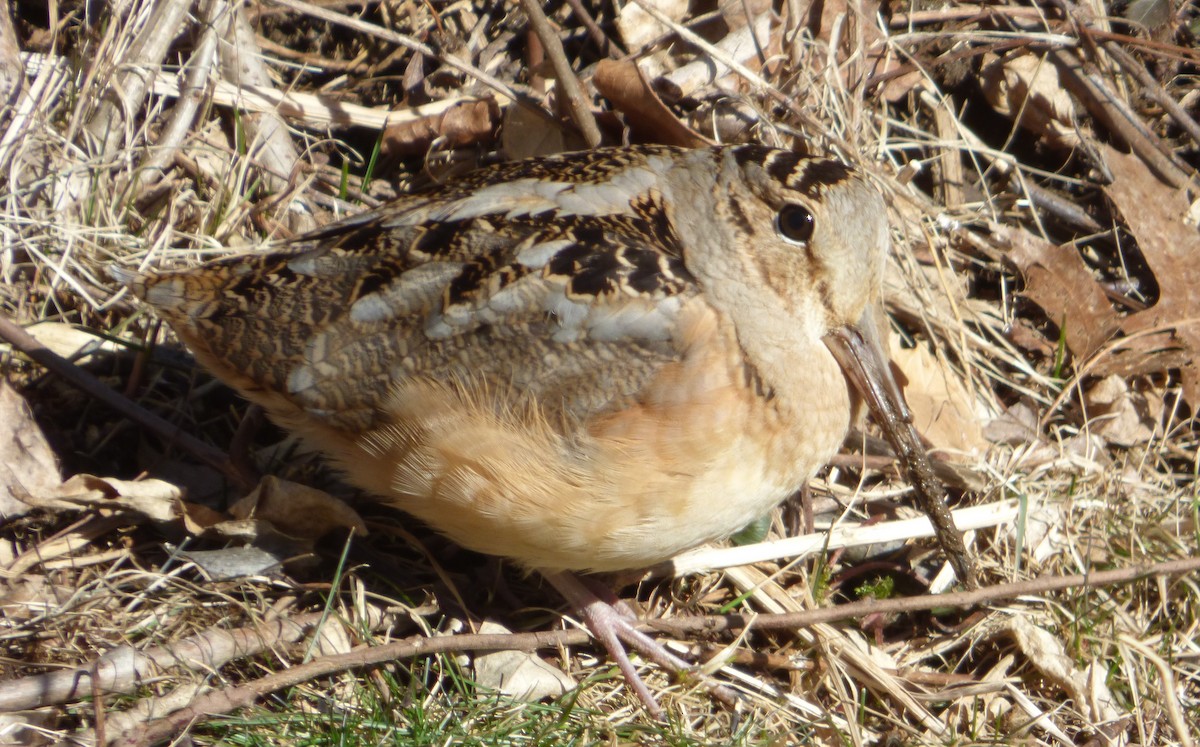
891,342 -> 987,456
229,476 -> 367,540
179,500 -> 226,534
0,382 -> 60,521
616,0 -> 688,53
593,59 -> 711,147
473,620 -> 576,701
381,99 -> 498,158
1099,145 -> 1200,404
1084,374 -> 1159,447
996,222 -> 1121,361
501,102 -> 572,160
48,475 -> 182,524
980,51 -> 1080,149
983,401 -> 1041,446
1000,616 -> 1122,725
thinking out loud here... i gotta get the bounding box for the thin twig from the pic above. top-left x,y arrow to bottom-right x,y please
518,0 -> 602,147
1103,41 -> 1200,147
135,0 -> 225,183
219,0 -> 319,234
81,0 -> 194,154
562,0 -> 623,59
264,0 -> 548,126
0,313 -> 258,492
628,0 -> 840,151
118,555 -> 1200,746
1048,46 -> 1192,187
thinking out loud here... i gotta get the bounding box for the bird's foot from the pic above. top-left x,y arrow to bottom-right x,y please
541,570 -> 740,719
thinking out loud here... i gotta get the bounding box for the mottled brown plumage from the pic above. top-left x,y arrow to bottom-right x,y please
123,144 -> 968,715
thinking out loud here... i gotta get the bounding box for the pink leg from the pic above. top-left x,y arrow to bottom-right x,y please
540,570 -> 740,718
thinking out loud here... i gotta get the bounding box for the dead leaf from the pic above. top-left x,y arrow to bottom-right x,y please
593,59 -> 711,147
177,546 -> 282,580
501,101 -> 576,161
1000,146 -> 1200,407
229,476 -> 367,540
983,401 -> 1041,446
1011,499 -> 1070,564
981,51 -> 1080,149
473,620 -> 576,701
47,474 -> 182,524
616,0 -> 688,53
658,13 -> 774,99
891,341 -> 987,457
1099,145 -> 1200,405
381,98 -> 498,158
8,322 -> 123,364
193,516 -> 320,568
0,382 -> 60,521
179,500 -> 226,534
1000,616 -> 1121,725
1083,374 -> 1158,447
996,222 -> 1121,362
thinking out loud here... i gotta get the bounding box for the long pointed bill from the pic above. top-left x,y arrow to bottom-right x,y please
824,307 -> 978,589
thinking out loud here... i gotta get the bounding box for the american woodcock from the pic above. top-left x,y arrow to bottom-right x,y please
123,144 -> 973,715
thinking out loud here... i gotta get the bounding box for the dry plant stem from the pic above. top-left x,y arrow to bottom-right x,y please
1084,28 -> 1200,64
112,555 -> 1200,746
82,0 -> 193,154
264,0 -> 552,126
256,35 -> 368,73
628,0 -> 839,151
135,0 -> 224,182
664,500 -> 1016,576
11,611 -> 246,708
90,45 -> 496,131
0,313 -> 257,492
92,661 -> 107,746
518,0 -> 602,147
1023,181 -> 1104,233
889,6 -> 1050,26
1045,47 -> 1192,188
219,1 -> 318,234
0,610 -> 385,711
0,0 -> 25,106
1103,41 -> 1200,147
1118,634 -> 1195,747
561,0 -> 623,58
664,556 -> 1200,636
915,87 -> 1102,234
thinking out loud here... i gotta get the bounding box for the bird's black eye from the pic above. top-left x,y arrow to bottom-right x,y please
776,204 -> 815,244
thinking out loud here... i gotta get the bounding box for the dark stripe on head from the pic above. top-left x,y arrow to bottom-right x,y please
731,146 -> 808,186
791,159 -> 853,197
765,151 -> 806,186
732,145 -> 778,173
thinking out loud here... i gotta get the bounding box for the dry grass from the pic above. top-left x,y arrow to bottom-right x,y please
1,0 -> 1198,744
